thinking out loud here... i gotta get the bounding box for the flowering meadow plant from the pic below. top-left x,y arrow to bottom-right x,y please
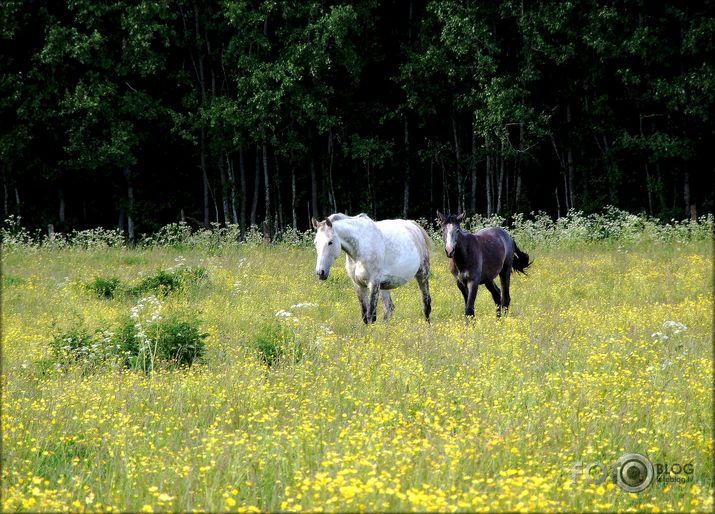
1,214 -> 712,512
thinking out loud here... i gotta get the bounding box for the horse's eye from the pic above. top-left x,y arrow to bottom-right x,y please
328,241 -> 333,245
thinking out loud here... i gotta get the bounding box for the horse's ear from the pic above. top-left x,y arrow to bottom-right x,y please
324,217 -> 332,227
311,217 -> 319,230
436,210 -> 446,222
456,212 -> 466,223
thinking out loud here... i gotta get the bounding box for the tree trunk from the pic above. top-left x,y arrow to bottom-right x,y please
239,148 -> 247,233
644,163 -> 653,215
262,137 -> 271,237
291,167 -> 297,230
451,113 -> 464,213
429,158 -> 434,209
226,153 -> 239,224
470,126 -> 477,212
118,208 -> 125,232
273,147 -> 283,231
683,171 -> 691,219
211,178 -> 219,224
656,162 -> 666,213
201,127 -> 209,225
555,186 -> 561,219
327,130 -> 337,212
58,187 -> 65,224
2,170 -> 7,217
250,145 -> 260,226
563,174 -> 570,211
123,166 -> 135,242
193,3 -> 209,228
403,118 -> 410,218
515,168 -> 522,211
440,157 -> 450,213
516,117 -> 523,210
566,103 -> 575,209
486,140 -> 493,216
496,141 -> 505,214
14,186 -> 20,217
218,156 -> 230,224
310,153 -> 318,219
367,159 -> 375,218
505,164 -> 510,213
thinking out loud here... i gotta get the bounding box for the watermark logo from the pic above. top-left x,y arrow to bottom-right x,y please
572,453 -> 693,493
613,453 -> 654,492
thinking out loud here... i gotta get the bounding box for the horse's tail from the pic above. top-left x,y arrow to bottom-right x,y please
411,221 -> 432,264
512,239 -> 532,275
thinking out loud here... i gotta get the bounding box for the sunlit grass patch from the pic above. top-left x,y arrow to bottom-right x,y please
1,239 -> 712,512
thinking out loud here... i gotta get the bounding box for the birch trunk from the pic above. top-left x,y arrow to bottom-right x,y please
123,166 -> 135,241
496,141 -> 505,214
403,118 -> 410,218
470,127 -> 477,212
58,187 -> 66,224
566,103 -> 575,209
262,137 -> 271,237
250,145 -> 260,226
226,153 -> 239,224
486,141 -> 493,216
218,156 -> 230,224
274,147 -> 283,231
451,114 -> 463,213
239,148 -> 247,233
310,154 -> 318,219
291,167 -> 297,230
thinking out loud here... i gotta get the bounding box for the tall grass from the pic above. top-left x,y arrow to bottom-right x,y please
1,213 -> 712,512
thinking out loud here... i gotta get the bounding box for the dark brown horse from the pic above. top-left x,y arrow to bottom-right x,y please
437,211 -> 531,317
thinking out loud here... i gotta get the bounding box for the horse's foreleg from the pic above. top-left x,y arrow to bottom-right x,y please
484,280 -> 502,318
416,269 -> 431,322
499,269 -> 511,316
465,280 -> 478,317
456,280 -> 468,304
381,290 -> 395,321
367,283 -> 380,324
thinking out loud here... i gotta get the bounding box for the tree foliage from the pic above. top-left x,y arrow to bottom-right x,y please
1,0 -> 711,235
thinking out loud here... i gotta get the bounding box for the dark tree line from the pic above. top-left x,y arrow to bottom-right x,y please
1,1 -> 712,238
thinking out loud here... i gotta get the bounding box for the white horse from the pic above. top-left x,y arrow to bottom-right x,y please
312,213 -> 432,324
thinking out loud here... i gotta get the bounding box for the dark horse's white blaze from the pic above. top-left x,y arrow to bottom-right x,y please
312,213 -> 432,324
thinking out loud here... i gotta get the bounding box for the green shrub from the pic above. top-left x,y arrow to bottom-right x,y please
250,322 -> 302,368
86,276 -> 121,299
130,269 -> 183,296
2,275 -> 26,287
114,312 -> 208,372
47,304 -> 207,372
49,324 -> 118,366
129,266 -> 207,296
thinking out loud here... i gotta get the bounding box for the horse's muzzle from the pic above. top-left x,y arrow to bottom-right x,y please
445,249 -> 455,258
316,270 -> 328,280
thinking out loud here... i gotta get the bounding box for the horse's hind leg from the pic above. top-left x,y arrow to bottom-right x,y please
381,290 -> 395,321
415,268 -> 431,322
355,285 -> 370,324
465,280 -> 478,317
366,283 -> 380,324
499,268 -> 511,316
484,280 -> 502,318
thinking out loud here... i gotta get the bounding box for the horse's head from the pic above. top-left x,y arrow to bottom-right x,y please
312,217 -> 341,280
437,210 -> 465,258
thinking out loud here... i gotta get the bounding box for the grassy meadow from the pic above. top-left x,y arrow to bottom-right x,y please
1,230 -> 713,511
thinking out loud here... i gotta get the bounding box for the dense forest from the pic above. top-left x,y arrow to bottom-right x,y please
1,1 -> 713,238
